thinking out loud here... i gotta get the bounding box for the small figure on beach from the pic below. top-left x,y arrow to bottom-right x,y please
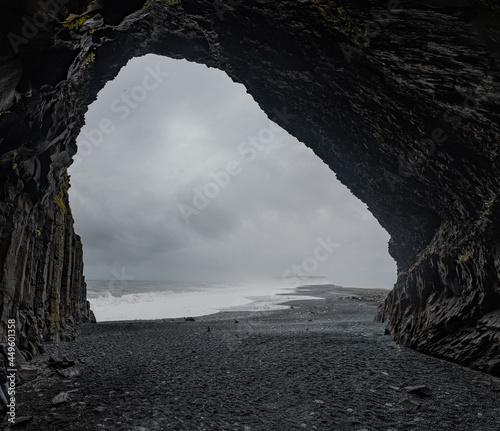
0,344 -> 10,414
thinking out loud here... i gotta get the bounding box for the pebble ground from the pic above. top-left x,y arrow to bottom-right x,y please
8,286 -> 500,431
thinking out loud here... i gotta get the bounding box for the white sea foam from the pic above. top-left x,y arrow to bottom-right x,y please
88,279 -> 329,322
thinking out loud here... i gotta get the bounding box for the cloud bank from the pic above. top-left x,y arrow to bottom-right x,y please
68,54 -> 397,289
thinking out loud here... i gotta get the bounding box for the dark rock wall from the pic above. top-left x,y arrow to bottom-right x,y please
0,162 -> 91,359
0,0 -> 499,371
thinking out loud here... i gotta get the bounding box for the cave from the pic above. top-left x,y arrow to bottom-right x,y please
0,0 -> 499,374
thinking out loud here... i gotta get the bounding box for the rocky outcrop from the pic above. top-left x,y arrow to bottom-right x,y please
0,164 -> 92,359
0,1 -> 499,370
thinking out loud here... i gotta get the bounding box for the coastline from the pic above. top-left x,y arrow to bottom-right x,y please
10,285 -> 500,430
87,281 -> 330,323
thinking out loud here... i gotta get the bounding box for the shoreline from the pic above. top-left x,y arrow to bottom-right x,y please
10,286 -> 500,430
91,284 -> 390,325
88,282 -> 343,323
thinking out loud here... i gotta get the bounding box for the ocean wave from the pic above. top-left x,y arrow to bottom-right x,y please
86,280 -> 329,322
88,290 -> 179,307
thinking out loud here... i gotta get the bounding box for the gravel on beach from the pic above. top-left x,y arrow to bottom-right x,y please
7,285 -> 500,431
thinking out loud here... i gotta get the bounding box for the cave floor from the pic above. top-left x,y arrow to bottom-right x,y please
10,287 -> 500,431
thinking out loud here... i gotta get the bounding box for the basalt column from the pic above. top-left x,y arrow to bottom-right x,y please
0,0 -> 499,371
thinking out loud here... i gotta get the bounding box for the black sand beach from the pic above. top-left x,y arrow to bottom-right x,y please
9,286 -> 500,430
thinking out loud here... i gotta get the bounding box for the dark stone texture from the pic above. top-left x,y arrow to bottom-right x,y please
0,1 -> 499,371
15,290 -> 500,430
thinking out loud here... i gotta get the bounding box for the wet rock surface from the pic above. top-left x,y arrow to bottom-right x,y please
11,288 -> 500,430
0,1 -> 500,371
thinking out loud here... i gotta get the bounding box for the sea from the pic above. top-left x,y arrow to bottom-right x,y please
86,277 -> 331,322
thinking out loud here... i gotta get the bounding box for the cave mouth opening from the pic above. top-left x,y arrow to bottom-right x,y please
68,54 -> 396,321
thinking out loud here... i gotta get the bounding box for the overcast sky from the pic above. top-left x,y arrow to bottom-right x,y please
68,54 -> 397,289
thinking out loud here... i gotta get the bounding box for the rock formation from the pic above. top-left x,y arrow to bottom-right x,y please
0,0 -> 499,371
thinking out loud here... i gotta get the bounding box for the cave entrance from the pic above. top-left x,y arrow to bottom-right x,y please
68,54 -> 396,321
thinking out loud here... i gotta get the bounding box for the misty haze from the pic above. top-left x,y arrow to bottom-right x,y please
69,55 -> 396,292
3,3 -> 497,429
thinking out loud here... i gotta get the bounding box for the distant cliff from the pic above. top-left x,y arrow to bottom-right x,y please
0,0 -> 499,372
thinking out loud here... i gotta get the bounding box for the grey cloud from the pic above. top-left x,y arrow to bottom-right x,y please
69,54 -> 397,288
